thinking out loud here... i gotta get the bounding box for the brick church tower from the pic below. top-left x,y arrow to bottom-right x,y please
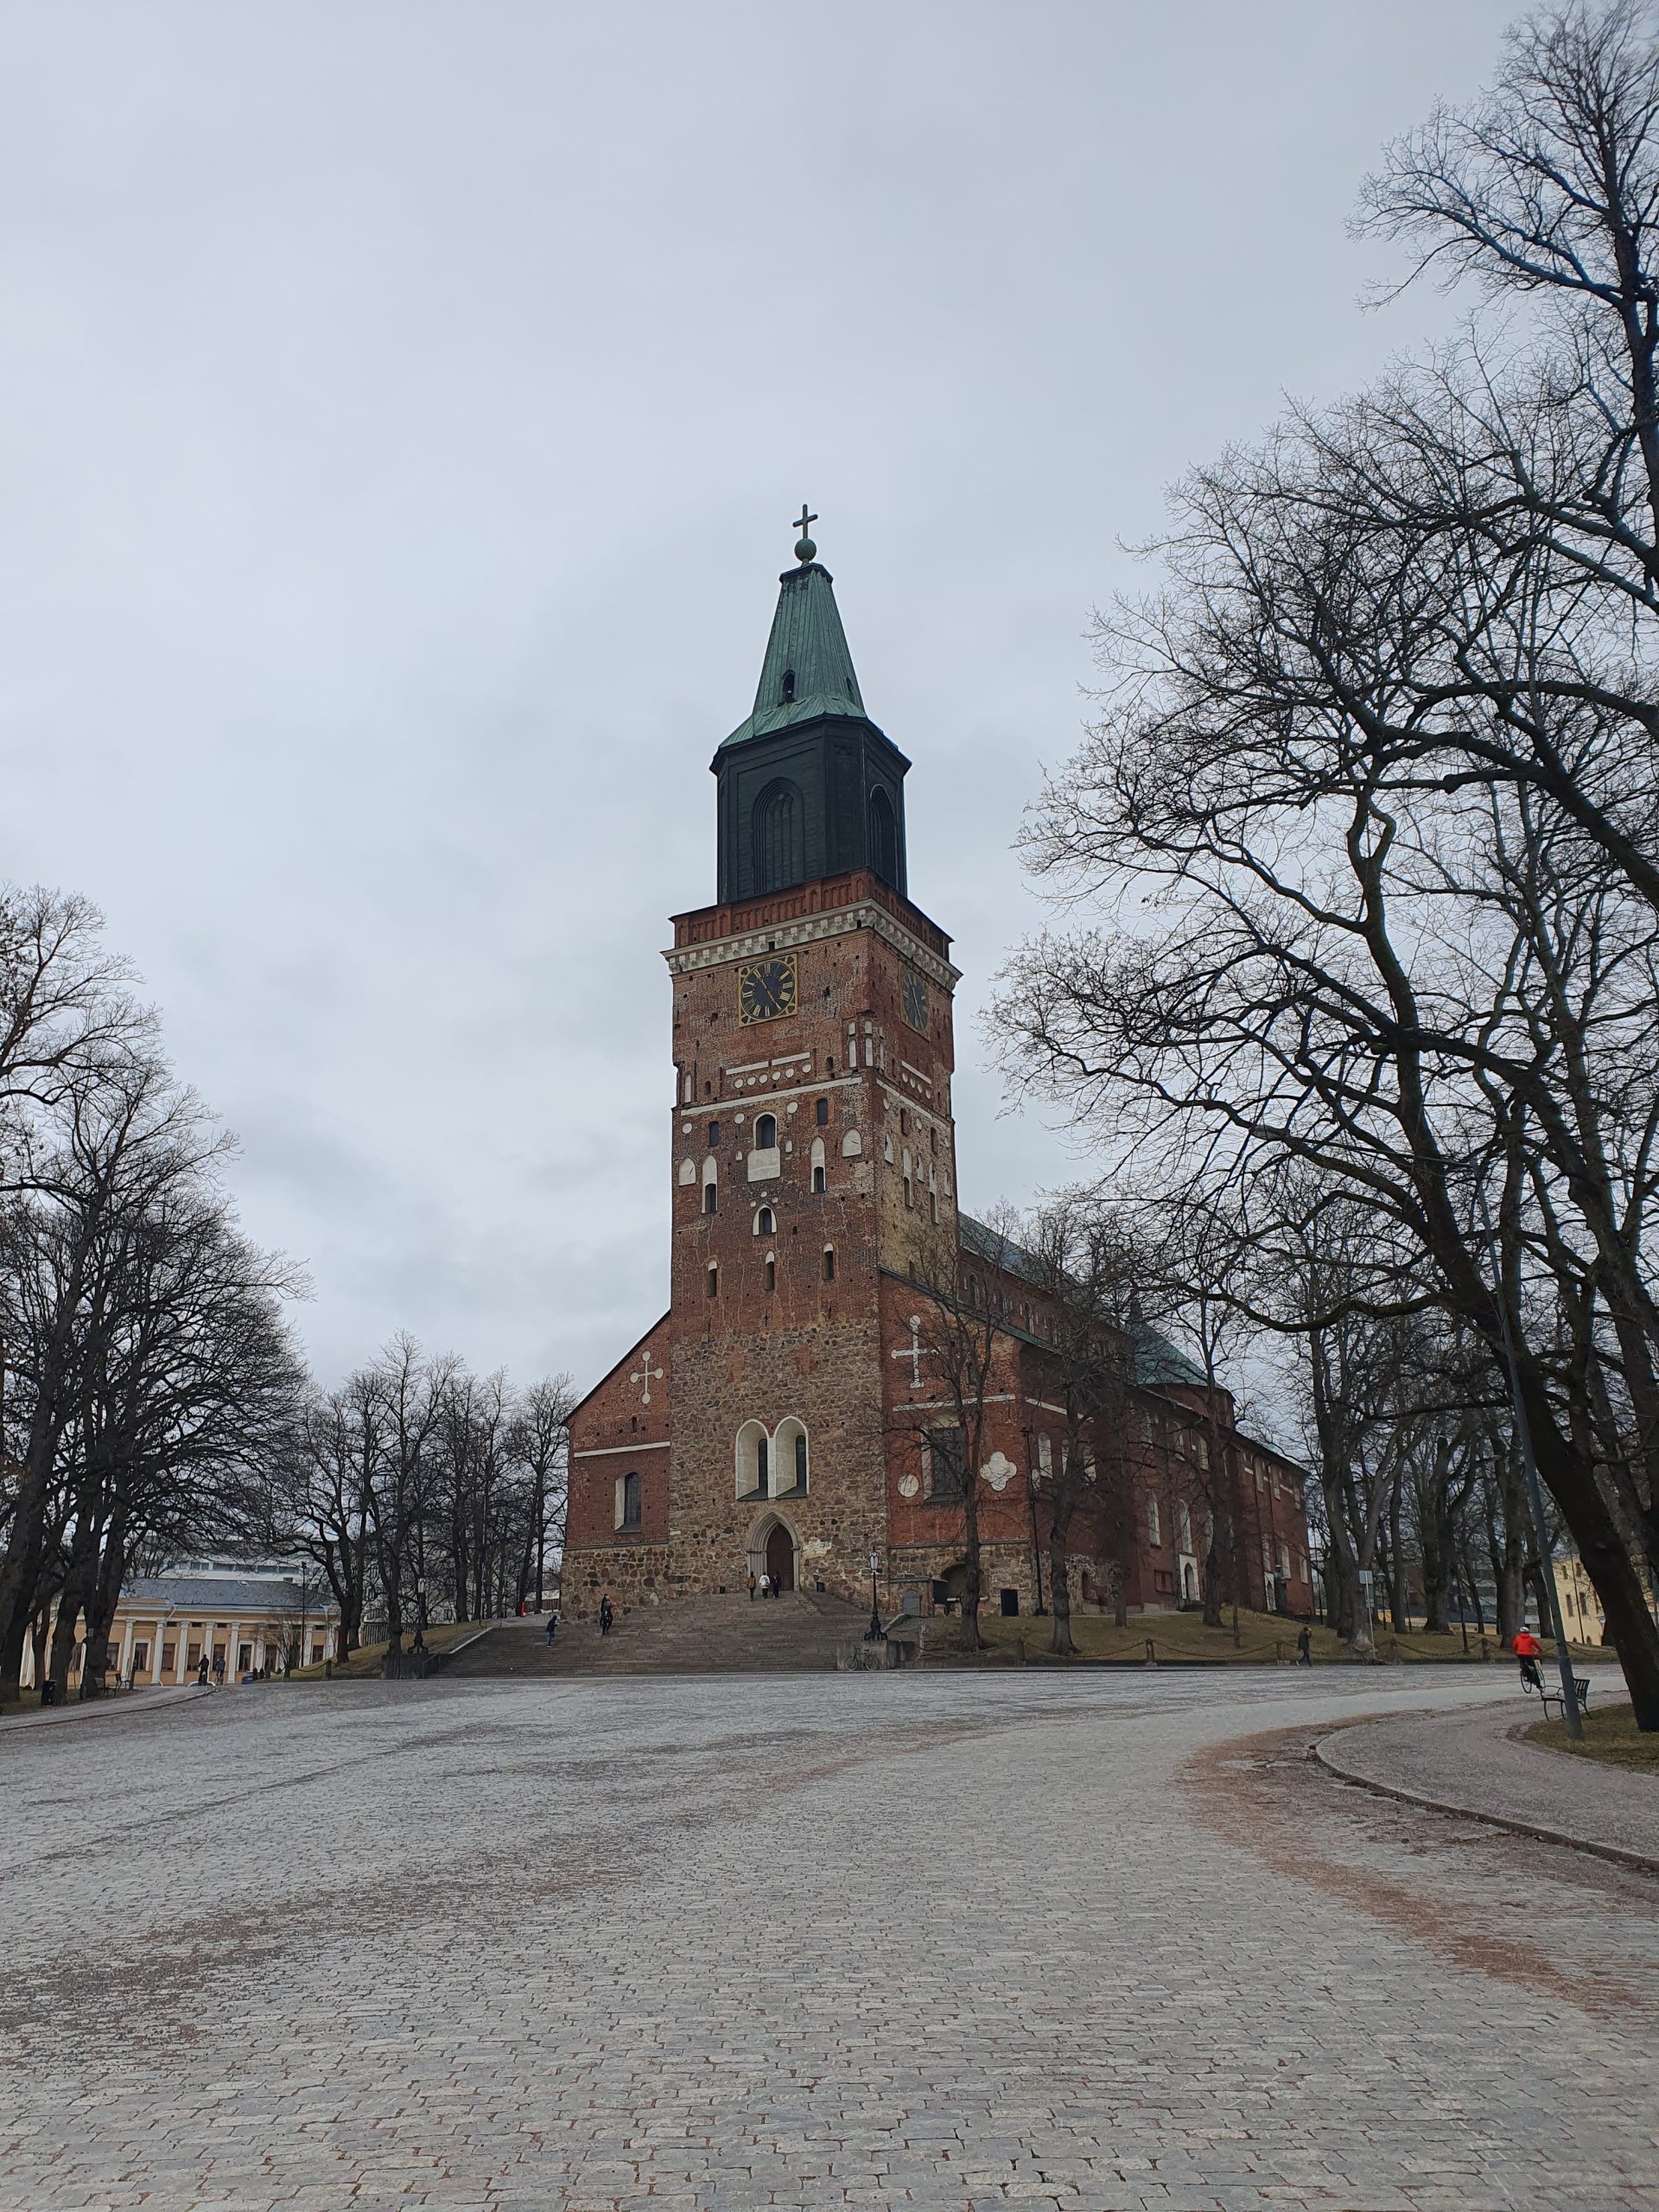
563,518 -> 964,1611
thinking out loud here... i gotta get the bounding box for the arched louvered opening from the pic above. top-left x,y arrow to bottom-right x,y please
868,785 -> 898,885
753,779 -> 804,893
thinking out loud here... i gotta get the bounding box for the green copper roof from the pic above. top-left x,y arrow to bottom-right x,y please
721,562 -> 874,750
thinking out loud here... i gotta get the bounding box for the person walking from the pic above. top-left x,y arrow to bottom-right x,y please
747,1572 -> 757,1603
1295,1624 -> 1312,1667
545,1611 -> 559,1647
758,1573 -> 770,1601
599,1595 -> 614,1637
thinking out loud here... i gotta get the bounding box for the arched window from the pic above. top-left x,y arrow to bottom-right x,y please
1147,1497 -> 1161,1548
868,785 -> 897,884
815,1097 -> 829,1125
764,1254 -> 776,1294
901,1147 -> 914,1210
753,779 -> 804,893
702,1156 -> 718,1214
614,1471 -> 642,1530
735,1420 -> 770,1498
707,1262 -> 719,1298
774,1417 -> 809,1494
753,1205 -> 775,1236
822,1245 -> 836,1283
753,1113 -> 778,1150
810,1136 -> 826,1192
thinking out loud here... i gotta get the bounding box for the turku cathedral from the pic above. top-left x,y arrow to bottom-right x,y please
564,524 -> 1313,1624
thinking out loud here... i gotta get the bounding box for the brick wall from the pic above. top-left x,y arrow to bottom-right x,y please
564,862 -> 1315,1625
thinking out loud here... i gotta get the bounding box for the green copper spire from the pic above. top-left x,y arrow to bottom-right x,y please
712,514 -> 911,906
721,521 -> 871,750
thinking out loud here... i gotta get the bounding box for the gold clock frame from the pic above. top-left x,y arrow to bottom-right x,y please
736,951 -> 799,1026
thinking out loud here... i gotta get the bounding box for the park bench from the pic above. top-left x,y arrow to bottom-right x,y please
1536,1673 -> 1592,1722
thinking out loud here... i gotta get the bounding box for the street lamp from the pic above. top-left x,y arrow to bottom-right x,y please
865,1548 -> 884,1642
411,1575 -> 427,1660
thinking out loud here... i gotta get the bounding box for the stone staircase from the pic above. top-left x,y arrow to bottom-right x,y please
442,1590 -> 869,1680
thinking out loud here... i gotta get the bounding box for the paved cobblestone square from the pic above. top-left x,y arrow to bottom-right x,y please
2,1669 -> 1654,2211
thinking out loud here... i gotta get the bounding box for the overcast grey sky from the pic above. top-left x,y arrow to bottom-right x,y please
0,1 -> 1520,1393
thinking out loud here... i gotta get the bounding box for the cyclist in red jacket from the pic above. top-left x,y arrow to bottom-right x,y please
1513,1627 -> 1544,1691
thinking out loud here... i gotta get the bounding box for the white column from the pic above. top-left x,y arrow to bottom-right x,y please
226,1621 -> 239,1681
117,1617 -> 134,1682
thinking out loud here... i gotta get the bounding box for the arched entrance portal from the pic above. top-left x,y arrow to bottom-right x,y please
766,1523 -> 796,1593
748,1511 -> 799,1594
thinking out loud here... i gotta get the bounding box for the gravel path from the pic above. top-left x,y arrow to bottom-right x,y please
1,1669 -> 1654,2212
1315,1674 -> 1657,1868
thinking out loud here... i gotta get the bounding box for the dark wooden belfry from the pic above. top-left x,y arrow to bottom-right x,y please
713,514 -> 910,905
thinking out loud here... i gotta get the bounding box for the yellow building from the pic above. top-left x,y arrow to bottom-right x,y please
1554,1551 -> 1610,1643
21,1561 -> 340,1690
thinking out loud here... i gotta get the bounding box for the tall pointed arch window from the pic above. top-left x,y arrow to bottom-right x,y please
868,785 -> 898,885
753,779 -> 804,893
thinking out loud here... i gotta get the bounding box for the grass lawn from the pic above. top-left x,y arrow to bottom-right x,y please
1527,1702 -> 1659,1774
935,1607 -> 1605,1669
289,1619 -> 486,1681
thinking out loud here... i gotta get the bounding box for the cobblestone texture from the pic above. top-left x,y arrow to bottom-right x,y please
1,1669 -> 1654,2211
1318,1681 -> 1656,1864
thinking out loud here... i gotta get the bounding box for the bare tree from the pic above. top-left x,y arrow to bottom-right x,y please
900,1209 -> 1020,1653
365,1336 -> 454,1677
511,1375 -> 576,1612
993,8 -> 1659,1719
1020,1194 -> 1141,1654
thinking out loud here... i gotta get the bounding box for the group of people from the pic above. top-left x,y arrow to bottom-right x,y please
543,1597 -> 615,1643
747,1573 -> 782,1600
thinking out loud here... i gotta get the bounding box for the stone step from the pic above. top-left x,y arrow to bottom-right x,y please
444,1592 -> 868,1679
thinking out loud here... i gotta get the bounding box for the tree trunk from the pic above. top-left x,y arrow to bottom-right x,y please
1522,1368 -> 1659,1727
48,1573 -> 86,1702
1048,1508 -> 1075,1656
80,1516 -> 128,1700
959,1474 -> 982,1654
1201,1535 -> 1224,1629
1421,1452 -> 1454,1633
1462,1548 -> 1487,1636
29,1602 -> 50,1696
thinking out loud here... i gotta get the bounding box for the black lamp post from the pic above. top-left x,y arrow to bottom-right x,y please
411,1575 -> 427,1660
865,1548 -> 884,1641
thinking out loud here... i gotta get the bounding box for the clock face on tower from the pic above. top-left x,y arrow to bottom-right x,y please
736,952 -> 799,1025
900,966 -> 929,1033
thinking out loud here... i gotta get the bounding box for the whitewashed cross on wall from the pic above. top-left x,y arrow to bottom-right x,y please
890,1313 -> 930,1391
630,1351 -> 664,1406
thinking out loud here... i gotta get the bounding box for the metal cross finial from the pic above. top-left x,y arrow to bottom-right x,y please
793,504 -> 818,563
